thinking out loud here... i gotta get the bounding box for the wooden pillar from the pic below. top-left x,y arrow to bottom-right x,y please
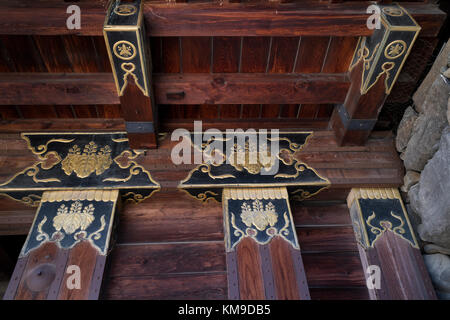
331,4 -> 420,145
347,188 -> 436,299
223,187 -> 310,300
3,190 -> 119,300
104,0 -> 158,149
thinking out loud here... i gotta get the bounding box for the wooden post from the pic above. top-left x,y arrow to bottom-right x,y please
223,187 -> 310,300
3,190 -> 119,300
104,0 -> 157,149
331,4 -> 421,145
347,188 -> 436,299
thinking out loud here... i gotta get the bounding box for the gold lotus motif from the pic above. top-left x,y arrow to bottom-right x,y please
62,142 -> 112,178
53,201 -> 95,235
228,142 -> 275,175
241,200 -> 277,231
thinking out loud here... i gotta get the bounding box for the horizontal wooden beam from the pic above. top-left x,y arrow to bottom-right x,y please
0,118 -> 330,134
0,118 -> 126,132
145,2 -> 445,37
0,73 -> 350,105
0,73 -> 118,105
162,119 -> 330,131
154,73 -> 350,105
0,2 -> 444,37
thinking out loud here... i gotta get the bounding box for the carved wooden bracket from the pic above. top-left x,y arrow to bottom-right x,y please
331,3 -> 421,146
178,131 -> 329,299
104,0 -> 158,149
178,131 -> 329,203
347,188 -> 436,300
223,187 -> 310,300
0,132 -> 160,300
4,190 -> 119,300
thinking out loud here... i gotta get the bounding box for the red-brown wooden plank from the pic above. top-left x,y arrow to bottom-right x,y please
297,226 -> 359,253
181,37 -> 211,73
213,37 -> 241,73
303,252 -> 366,287
267,37 -> 300,73
241,37 -> 271,73
295,36 -> 330,73
102,273 -> 228,300
236,237 -> 266,300
107,243 -> 226,277
0,2 -> 444,37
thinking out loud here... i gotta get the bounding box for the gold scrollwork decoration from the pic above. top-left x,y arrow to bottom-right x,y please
36,216 -> 49,242
198,164 -> 235,180
117,62 -> 147,96
274,161 -> 306,179
23,137 -> 75,158
103,150 -> 160,188
26,165 -> 61,184
196,190 -> 219,203
122,190 -> 160,204
88,215 -> 106,241
0,193 -> 41,207
21,194 -> 42,207
365,211 -> 410,247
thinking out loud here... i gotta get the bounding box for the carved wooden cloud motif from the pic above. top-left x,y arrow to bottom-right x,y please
179,132 -> 329,202
0,132 -> 160,206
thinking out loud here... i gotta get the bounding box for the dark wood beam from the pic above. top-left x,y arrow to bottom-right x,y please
0,119 -> 125,133
0,2 -> 444,37
0,73 -> 118,106
154,73 -> 349,105
0,118 -> 331,134
0,73 -> 350,106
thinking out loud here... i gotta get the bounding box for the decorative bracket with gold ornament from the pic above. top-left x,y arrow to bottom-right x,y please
0,132 -> 160,206
347,188 -> 418,249
345,188 -> 436,300
4,189 -> 121,300
103,0 -> 158,149
349,3 -> 421,95
177,132 -> 324,299
223,187 -> 299,252
178,131 -> 329,203
103,0 -> 149,97
222,187 -> 311,300
20,190 -> 119,257
1,132 -> 160,300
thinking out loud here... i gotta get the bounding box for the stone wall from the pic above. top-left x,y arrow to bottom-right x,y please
396,41 -> 450,299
